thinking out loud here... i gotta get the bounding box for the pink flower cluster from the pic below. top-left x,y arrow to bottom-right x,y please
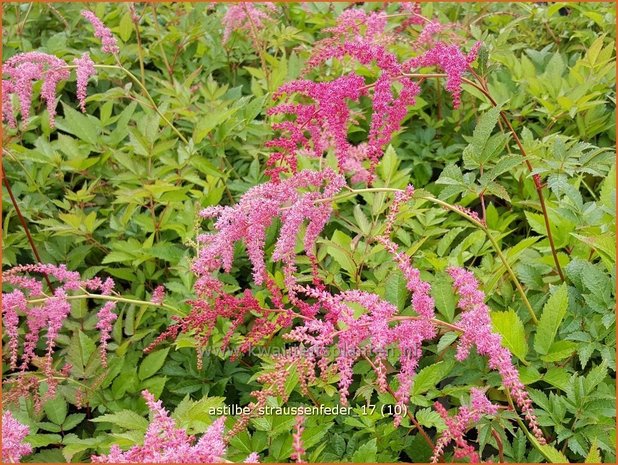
290,415 -> 306,463
91,390 -> 258,463
222,3 -> 277,43
2,411 -> 32,463
431,388 -> 499,462
407,41 -> 481,108
448,266 -> 545,443
74,53 -> 96,112
81,10 -> 119,54
2,10 -> 119,129
267,7 -> 479,181
2,264 -> 117,403
194,169 -> 345,287
268,8 -> 422,182
2,52 -> 70,128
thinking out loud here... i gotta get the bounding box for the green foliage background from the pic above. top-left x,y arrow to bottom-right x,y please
2,2 -> 616,463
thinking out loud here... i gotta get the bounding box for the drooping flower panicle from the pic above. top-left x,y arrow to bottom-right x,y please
73,52 -> 96,112
2,52 -> 70,128
447,266 -> 545,443
81,10 -> 120,54
431,388 -> 499,463
2,264 -> 117,403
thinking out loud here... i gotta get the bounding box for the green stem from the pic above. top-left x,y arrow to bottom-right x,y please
94,64 -> 189,144
335,187 -> 539,324
27,292 -> 184,316
505,390 -> 552,462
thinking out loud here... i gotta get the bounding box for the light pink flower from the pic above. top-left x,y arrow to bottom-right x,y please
151,285 -> 166,305
447,267 -> 545,443
73,53 -> 95,112
2,411 -> 32,463
2,52 -> 70,127
82,10 -> 119,54
2,264 -> 118,403
222,3 -> 276,43
91,390 -> 231,463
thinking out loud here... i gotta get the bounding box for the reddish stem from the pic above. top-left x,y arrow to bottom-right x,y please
2,166 -> 54,292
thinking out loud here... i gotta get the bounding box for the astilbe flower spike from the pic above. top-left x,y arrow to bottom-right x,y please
2,264 -> 117,403
222,3 -> 277,43
2,52 -> 70,128
431,388 -> 499,463
194,168 -> 345,287
268,8 -> 423,182
81,10 -> 120,54
291,415 -> 306,463
2,411 -> 33,463
405,40 -> 481,108
73,53 -> 96,112
447,266 -> 546,444
92,390 -> 258,463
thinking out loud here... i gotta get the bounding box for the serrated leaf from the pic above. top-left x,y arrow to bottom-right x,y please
91,410 -> 149,432
44,396 -> 68,425
353,204 -> 371,235
585,438 -> 602,463
412,361 -> 454,396
432,274 -> 456,322
491,309 -> 528,363
415,408 -> 446,431
56,103 -> 100,144
138,348 -> 169,380
350,438 -> 377,462
462,106 -> 501,168
538,443 -> 570,463
584,362 -> 608,394
540,340 -> 578,362
384,269 -> 408,311
534,284 -> 569,355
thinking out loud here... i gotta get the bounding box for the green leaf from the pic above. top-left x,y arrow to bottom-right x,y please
44,396 -> 68,425
534,283 -> 569,355
584,362 -> 608,394
56,103 -> 100,144
353,205 -> 371,235
540,340 -> 578,362
62,413 -> 86,431
412,361 -> 454,396
26,433 -> 62,448
350,438 -> 377,462
384,269 -> 408,312
462,106 -> 501,168
91,410 -> 149,432
118,12 -> 133,42
138,348 -> 170,380
432,274 -> 456,322
491,309 -> 528,363
585,438 -> 602,463
538,443 -> 570,463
